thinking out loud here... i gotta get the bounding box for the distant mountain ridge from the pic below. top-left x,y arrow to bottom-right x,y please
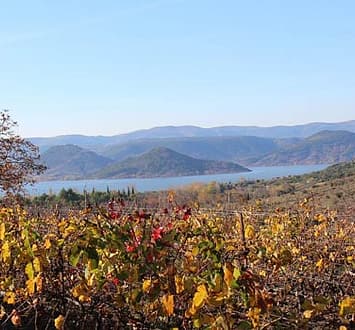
30,120 -> 355,151
37,128 -> 355,181
101,136 -> 282,163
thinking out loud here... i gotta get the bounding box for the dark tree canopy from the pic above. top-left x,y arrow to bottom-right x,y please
0,110 -> 46,194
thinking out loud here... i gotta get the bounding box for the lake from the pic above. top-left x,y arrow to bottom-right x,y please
27,164 -> 328,195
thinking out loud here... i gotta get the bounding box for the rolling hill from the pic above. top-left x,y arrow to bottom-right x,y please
40,144 -> 112,180
91,147 -> 251,179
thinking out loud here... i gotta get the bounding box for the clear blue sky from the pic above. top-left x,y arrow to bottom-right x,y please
1,0 -> 354,137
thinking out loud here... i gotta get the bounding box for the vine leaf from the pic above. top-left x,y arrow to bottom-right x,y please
54,314 -> 65,330
193,284 -> 208,308
162,294 -> 174,316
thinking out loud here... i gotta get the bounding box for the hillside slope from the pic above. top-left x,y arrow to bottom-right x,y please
41,144 -> 112,180
92,147 -> 250,179
250,130 -> 355,165
101,136 -> 281,163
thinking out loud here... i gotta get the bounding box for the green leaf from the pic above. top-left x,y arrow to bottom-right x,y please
86,247 -> 99,269
238,321 -> 252,329
193,318 -> 201,328
70,247 -> 83,267
117,271 -> 129,281
233,267 -> 241,280
230,279 -> 239,289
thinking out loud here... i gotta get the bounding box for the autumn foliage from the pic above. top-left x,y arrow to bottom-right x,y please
0,195 -> 354,329
0,110 -> 45,196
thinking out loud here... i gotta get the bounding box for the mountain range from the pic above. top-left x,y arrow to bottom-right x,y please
36,121 -> 355,181
30,120 -> 355,151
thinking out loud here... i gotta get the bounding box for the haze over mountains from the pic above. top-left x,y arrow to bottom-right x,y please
31,120 -> 355,151
37,121 -> 355,180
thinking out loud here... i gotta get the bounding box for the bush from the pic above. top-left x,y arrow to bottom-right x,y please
0,197 -> 354,329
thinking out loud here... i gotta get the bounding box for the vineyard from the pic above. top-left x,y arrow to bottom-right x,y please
0,195 -> 354,329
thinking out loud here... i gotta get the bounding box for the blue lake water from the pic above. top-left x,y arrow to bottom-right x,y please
27,164 -> 328,195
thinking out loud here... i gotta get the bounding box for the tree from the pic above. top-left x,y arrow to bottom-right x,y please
0,110 -> 46,195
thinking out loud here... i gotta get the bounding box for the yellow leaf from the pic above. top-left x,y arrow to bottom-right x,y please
35,274 -> 43,292
212,273 -> 223,292
223,263 -> 233,287
63,225 -> 76,238
316,258 -> 324,270
303,309 -> 315,319
213,315 -> 229,329
54,314 -> 65,330
45,238 -> 52,249
71,282 -> 91,303
259,270 -> 266,277
208,293 -> 225,307
271,223 -> 284,235
25,262 -> 34,280
33,257 -> 41,273
245,224 -> 255,239
185,303 -> 197,318
192,246 -> 199,256
142,279 -> 152,293
87,273 -> 96,287
175,275 -> 184,294
0,223 -> 5,241
72,283 -> 87,298
2,241 -> 11,263
44,234 -> 57,249
79,294 -> 91,303
247,307 -> 261,328
193,284 -> 208,309
315,213 -> 327,222
339,296 -> 355,316
162,294 -> 174,316
26,279 -> 35,295
188,265 -> 198,273
4,291 -> 16,304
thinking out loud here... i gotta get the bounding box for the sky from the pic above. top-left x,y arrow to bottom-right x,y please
1,0 -> 354,137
